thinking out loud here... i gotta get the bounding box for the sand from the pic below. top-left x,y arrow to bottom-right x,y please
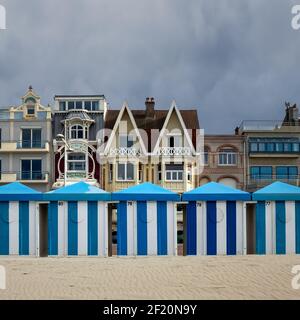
0,255 -> 299,300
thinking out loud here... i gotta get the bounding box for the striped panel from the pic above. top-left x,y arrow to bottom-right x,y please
265,201 -> 274,254
197,202 -> 206,255
98,202 -> 107,256
88,201 -> 98,256
285,201 -> 295,254
48,201 -> 58,255
19,201 -> 29,255
236,201 -> 244,255
147,202 -> 157,255
216,201 -> 227,255
276,201 -> 286,254
9,202 -> 19,255
296,201 -> 300,254
256,201 -> 266,254
127,201 -> 136,256
226,201 -> 236,255
68,201 -> 78,255
0,202 -> 9,255
77,201 -> 88,255
137,201 -> 147,255
186,201 -> 197,255
58,202 -> 66,255
117,201 -> 127,255
157,201 -> 167,255
29,202 -> 36,255
167,202 -> 176,256
207,201 -> 217,255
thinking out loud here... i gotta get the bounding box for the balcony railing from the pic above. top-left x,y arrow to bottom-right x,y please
247,175 -> 299,188
17,140 -> 47,149
17,171 -> 48,181
109,147 -> 140,156
159,147 -> 192,156
240,120 -> 300,132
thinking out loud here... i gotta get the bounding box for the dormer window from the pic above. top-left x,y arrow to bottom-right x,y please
27,106 -> 35,115
70,125 -> 88,139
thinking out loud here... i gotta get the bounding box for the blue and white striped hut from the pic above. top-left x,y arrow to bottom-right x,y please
0,182 -> 42,256
112,183 -> 180,256
182,182 -> 251,255
252,181 -> 300,255
44,182 -> 111,256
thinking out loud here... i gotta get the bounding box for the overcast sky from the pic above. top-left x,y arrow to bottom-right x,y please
0,0 -> 300,133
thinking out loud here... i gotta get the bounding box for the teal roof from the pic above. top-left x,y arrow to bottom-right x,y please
45,181 -> 110,201
252,181 -> 300,201
112,182 -> 180,201
182,182 -> 251,201
0,182 -> 42,200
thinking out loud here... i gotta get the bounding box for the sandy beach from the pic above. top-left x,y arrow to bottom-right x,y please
0,255 -> 299,300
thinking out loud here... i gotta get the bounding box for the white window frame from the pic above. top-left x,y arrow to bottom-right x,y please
218,149 -> 237,166
117,162 -> 135,181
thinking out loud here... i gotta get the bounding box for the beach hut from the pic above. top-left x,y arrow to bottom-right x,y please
44,181 -> 111,256
0,182 -> 42,256
182,182 -> 251,255
252,181 -> 300,255
111,183 -> 180,256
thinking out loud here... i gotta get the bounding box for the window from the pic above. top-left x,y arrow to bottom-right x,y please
138,163 -> 143,182
204,146 -> 209,165
168,134 -> 182,148
70,125 -> 85,139
21,129 -> 42,148
218,148 -> 237,165
67,153 -> 86,171
276,166 -> 298,180
68,101 -> 75,110
250,166 -> 272,180
75,101 -> 83,109
119,135 -> 134,148
27,107 -> 35,115
59,101 -> 66,111
92,101 -> 99,111
249,138 -> 300,153
84,101 -> 91,111
165,163 -> 183,181
117,163 -> 134,181
21,159 -> 42,180
157,164 -> 162,181
109,164 -> 113,182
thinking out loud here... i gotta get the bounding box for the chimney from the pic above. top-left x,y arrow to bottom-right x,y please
145,97 -> 155,119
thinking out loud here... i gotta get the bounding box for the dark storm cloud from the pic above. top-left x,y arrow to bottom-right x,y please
0,0 -> 299,133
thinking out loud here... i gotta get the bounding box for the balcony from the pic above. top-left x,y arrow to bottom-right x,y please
109,147 -> 140,157
159,147 -> 192,156
0,141 -> 50,152
247,175 -> 299,190
16,171 -> 49,183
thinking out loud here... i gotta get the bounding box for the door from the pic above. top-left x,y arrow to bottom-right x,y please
246,203 -> 256,254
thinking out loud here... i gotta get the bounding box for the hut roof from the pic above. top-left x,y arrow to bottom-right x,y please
0,182 -> 42,200
112,182 -> 180,201
182,182 -> 251,201
252,181 -> 300,201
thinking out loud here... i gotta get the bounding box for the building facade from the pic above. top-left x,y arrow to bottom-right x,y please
200,134 -> 246,189
238,103 -> 300,191
100,98 -> 200,193
52,95 -> 107,188
0,87 -> 52,192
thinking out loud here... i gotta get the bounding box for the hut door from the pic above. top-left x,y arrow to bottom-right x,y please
39,204 -> 48,257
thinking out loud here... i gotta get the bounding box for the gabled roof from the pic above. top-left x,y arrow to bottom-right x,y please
112,182 -> 180,201
105,103 -> 199,152
103,102 -> 148,155
252,181 -> 300,201
45,181 -> 110,201
0,182 -> 42,200
182,182 -> 251,201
